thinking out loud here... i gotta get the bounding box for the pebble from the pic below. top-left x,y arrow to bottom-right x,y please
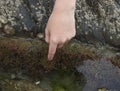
98,87 -> 109,91
35,81 -> 40,85
37,33 -> 44,39
11,74 -> 16,79
4,25 -> 16,35
0,15 -> 8,24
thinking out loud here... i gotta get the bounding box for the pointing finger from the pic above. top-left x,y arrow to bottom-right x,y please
48,40 -> 58,61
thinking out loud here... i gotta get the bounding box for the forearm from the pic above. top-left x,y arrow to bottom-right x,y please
53,0 -> 76,13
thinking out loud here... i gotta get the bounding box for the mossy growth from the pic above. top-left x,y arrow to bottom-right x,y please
0,36 -> 119,78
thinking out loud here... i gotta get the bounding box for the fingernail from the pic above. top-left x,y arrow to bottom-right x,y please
48,56 -> 53,61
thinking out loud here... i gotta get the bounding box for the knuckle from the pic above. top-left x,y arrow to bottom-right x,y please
72,32 -> 76,38
51,38 -> 58,44
45,38 -> 49,43
67,37 -> 71,40
59,39 -> 66,44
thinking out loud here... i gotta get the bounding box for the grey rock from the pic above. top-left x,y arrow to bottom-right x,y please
76,60 -> 120,91
75,0 -> 120,48
0,0 -> 119,48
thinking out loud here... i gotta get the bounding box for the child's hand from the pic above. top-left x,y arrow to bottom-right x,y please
45,11 -> 76,61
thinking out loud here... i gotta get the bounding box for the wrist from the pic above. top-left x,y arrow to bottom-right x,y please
53,0 -> 76,13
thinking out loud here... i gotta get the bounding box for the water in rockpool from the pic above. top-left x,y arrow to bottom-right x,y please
76,59 -> 120,91
0,60 -> 120,91
0,70 -> 86,91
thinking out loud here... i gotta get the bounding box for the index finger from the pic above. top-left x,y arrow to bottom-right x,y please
48,41 -> 58,61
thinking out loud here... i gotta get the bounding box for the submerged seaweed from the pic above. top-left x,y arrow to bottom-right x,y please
0,70 -> 86,91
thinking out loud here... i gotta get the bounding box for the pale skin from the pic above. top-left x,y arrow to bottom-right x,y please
45,0 -> 76,60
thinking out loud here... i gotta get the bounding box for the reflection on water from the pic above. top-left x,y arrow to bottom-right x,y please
76,59 -> 120,91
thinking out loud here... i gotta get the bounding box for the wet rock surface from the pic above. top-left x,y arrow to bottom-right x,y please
76,60 -> 120,91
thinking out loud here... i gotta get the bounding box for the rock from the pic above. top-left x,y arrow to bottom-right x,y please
4,25 -> 16,35
0,0 -> 119,48
0,0 -> 45,31
0,15 -> 8,24
75,0 -> 120,48
37,33 -> 44,39
76,59 -> 120,91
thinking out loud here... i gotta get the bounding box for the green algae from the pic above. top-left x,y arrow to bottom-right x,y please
0,70 -> 86,91
42,70 -> 85,91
